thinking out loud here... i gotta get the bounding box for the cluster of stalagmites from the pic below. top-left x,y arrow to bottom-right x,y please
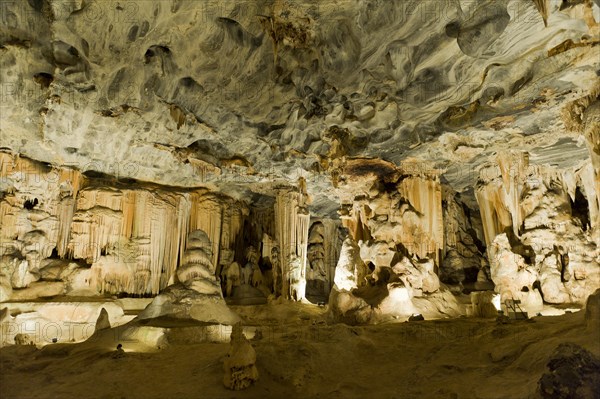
477,150 -> 599,311
328,159 -> 467,323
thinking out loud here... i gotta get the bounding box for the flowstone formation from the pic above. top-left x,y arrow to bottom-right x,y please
0,153 -> 251,299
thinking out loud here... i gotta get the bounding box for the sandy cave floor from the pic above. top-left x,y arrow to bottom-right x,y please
1,303 -> 599,399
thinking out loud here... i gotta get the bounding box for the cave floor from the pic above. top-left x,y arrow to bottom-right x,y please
1,303 -> 598,399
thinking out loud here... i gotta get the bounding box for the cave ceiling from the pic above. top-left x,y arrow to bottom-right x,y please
1,0 -> 599,216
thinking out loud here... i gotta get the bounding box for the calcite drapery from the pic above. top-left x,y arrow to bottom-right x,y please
274,188 -> 310,300
0,152 -> 246,297
337,158 -> 444,265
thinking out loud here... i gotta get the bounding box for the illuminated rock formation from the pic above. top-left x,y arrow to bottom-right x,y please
0,153 -> 249,299
0,0 -> 599,325
274,188 -> 311,300
138,229 -> 240,325
477,151 -> 600,307
329,159 -> 466,322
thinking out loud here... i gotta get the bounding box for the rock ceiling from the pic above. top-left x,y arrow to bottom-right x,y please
1,0 -> 599,215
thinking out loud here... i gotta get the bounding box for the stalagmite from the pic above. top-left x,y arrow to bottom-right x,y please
322,219 -> 342,290
306,221 -> 331,302
2,1 -> 600,396
223,323 -> 259,390
333,238 -> 368,292
294,212 -> 310,300
177,230 -> 221,295
337,158 -> 445,266
138,229 -> 240,325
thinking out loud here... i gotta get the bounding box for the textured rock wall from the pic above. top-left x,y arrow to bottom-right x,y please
1,0 -> 598,210
1,0 -> 599,312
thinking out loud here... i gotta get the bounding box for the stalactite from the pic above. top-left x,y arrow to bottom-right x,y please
121,191 -> 136,239
189,192 -> 223,268
475,165 -> 515,247
274,189 -> 311,300
275,190 -> 297,299
579,164 -> 599,241
70,189 -> 123,262
261,233 -> 276,261
583,112 -> 599,240
56,197 -> 75,258
340,171 -> 444,265
70,189 -> 189,295
175,194 -> 191,286
1,153 -> 82,262
219,202 -> 245,266
476,150 -> 599,305
0,152 -> 334,299
295,212 -> 310,300
322,219 -> 341,291
476,151 -> 598,247
0,153 -> 255,297
497,151 -> 528,239
398,176 -> 444,263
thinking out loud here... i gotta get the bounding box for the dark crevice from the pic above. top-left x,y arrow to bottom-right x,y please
570,187 -> 590,231
24,198 -> 38,210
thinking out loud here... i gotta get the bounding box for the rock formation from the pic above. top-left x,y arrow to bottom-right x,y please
477,150 -> 600,310
223,323 -> 259,391
585,288 -> 600,330
138,229 -> 239,326
0,0 -> 599,326
538,343 -> 600,399
328,158 -> 468,322
1,2 -> 600,398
